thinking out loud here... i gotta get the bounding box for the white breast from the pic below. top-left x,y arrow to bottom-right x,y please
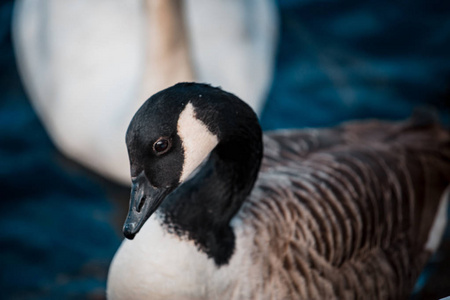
107,215 -> 212,300
107,214 -> 260,300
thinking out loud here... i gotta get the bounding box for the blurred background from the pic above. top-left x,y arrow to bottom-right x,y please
1,0 -> 449,298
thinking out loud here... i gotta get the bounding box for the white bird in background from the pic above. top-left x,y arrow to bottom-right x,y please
12,0 -> 278,184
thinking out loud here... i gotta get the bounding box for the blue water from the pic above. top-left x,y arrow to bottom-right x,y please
260,0 -> 450,129
0,2 -> 121,298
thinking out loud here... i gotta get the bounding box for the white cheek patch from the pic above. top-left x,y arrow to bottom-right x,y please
177,102 -> 219,183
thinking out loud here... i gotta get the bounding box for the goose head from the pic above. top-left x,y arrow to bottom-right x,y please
123,82 -> 262,241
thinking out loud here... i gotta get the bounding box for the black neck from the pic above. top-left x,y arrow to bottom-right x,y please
159,125 -> 263,266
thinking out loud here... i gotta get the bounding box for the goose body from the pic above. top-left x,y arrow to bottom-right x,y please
107,83 -> 450,299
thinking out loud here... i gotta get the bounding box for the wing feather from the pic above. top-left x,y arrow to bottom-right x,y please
240,118 -> 450,299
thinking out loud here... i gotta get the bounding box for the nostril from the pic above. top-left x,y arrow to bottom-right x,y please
137,196 -> 146,213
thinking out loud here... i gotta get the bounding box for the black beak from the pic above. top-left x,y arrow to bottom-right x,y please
123,172 -> 172,240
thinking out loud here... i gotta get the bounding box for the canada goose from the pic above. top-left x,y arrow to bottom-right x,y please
107,82 -> 450,299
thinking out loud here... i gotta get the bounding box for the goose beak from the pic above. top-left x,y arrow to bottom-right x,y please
123,172 -> 171,240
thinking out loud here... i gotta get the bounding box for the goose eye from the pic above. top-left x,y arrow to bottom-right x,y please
153,138 -> 171,155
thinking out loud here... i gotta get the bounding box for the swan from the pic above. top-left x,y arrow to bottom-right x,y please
12,0 -> 277,184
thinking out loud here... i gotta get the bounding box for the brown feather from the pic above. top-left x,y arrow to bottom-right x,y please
238,118 -> 450,299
